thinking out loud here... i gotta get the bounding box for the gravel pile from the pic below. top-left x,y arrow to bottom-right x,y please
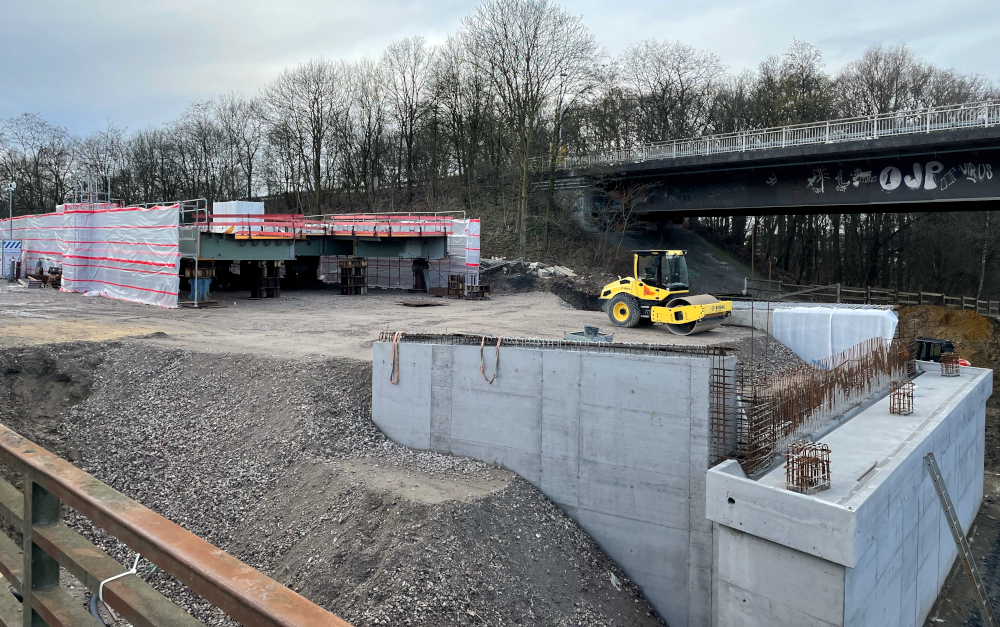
1,342 -> 664,627
727,331 -> 806,379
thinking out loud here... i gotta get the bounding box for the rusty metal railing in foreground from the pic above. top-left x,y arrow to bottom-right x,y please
0,422 -> 351,627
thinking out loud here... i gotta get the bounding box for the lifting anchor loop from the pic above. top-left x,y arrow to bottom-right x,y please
390,331 -> 405,385
99,553 -> 142,614
480,336 -> 501,384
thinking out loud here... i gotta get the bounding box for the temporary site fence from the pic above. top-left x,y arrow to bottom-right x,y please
0,202 -> 182,308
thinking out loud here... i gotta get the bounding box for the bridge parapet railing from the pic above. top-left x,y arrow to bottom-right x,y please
0,421 -> 350,627
555,100 -> 1000,171
743,278 -> 1000,318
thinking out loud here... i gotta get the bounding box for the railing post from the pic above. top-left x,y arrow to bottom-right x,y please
836,283 -> 841,304
782,127 -> 786,148
873,115 -> 878,139
825,121 -> 830,143
23,480 -> 60,627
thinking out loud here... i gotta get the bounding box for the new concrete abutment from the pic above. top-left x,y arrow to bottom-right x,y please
371,334 -> 992,627
373,337 -> 733,627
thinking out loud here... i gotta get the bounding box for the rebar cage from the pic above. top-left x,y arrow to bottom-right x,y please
785,440 -> 832,494
721,337 -> 912,475
889,379 -> 915,415
940,352 -> 962,377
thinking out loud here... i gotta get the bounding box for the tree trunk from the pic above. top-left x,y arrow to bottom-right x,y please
517,126 -> 533,260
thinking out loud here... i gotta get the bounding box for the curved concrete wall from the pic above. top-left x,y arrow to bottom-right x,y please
373,340 -> 735,627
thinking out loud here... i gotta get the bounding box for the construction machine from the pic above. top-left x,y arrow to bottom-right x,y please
599,250 -> 732,335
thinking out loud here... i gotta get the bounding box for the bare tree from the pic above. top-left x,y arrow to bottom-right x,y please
432,33 -> 492,213
835,44 -> 931,116
619,39 -> 724,142
462,0 -> 599,259
216,92 -> 266,200
338,59 -> 389,212
263,59 -> 344,212
383,37 -> 435,204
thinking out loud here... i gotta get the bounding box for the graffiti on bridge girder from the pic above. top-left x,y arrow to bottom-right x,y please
645,150 -> 1000,211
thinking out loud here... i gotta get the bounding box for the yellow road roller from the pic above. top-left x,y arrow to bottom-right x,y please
598,250 -> 732,335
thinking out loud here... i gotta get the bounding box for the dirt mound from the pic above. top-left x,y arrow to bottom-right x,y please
482,264 -> 539,295
898,305 -> 998,366
0,342 -> 107,459
726,331 -> 806,379
483,263 -> 607,312
898,306 -> 1000,472
0,342 -> 664,626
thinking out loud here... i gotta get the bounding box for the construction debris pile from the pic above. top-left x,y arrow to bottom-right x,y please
1,342 -> 664,627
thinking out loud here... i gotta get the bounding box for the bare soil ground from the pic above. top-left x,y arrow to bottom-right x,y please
0,286 -> 780,626
0,341 -> 665,626
0,286 -> 758,359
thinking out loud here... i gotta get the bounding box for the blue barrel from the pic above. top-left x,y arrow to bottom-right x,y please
188,277 -> 212,302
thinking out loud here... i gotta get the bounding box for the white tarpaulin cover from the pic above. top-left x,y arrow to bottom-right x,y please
211,201 -> 264,233
772,307 -> 898,364
464,218 -> 480,270
1,204 -> 180,308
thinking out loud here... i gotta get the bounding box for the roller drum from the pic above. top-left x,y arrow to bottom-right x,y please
664,294 -> 726,335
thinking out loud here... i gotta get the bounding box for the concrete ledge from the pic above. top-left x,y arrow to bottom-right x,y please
707,460 -> 857,566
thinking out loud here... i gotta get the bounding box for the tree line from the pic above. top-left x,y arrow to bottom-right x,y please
1,0 -> 997,284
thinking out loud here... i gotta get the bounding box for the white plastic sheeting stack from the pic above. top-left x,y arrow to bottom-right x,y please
211,201 -> 264,233
1,204 -> 180,308
772,307 -> 898,364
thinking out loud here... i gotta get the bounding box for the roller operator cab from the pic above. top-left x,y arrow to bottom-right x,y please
598,250 -> 732,335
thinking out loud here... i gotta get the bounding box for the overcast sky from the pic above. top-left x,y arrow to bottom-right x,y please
2,0 -> 997,136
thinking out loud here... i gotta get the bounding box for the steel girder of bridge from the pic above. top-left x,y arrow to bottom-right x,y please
191,232 -> 447,262
557,102 -> 1000,216
179,213 -> 451,262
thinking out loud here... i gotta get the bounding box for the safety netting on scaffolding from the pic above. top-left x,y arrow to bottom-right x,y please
0,203 -> 181,308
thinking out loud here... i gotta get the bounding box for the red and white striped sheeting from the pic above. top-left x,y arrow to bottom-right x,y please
1,203 -> 180,308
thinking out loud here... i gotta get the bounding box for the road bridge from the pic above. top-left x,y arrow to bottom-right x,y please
556,100 -> 1000,216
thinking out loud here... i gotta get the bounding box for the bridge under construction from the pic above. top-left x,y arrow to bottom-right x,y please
0,198 -> 479,308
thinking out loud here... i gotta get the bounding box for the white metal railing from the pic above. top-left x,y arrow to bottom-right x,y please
559,100 -> 1000,170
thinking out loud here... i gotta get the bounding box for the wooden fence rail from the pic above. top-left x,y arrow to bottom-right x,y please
743,279 -> 1000,318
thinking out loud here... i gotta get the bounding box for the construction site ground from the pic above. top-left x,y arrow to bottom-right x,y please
3,285 -> 999,625
0,286 -> 753,359
0,285 -> 786,627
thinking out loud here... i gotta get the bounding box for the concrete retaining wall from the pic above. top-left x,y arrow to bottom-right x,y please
373,340 -> 734,627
